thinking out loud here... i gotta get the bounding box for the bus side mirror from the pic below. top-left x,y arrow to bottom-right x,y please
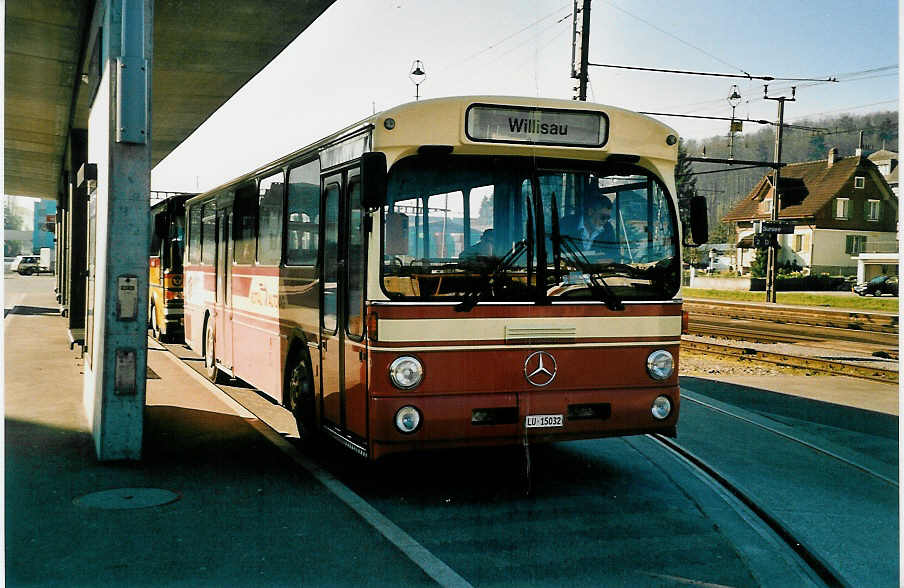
360,152 -> 387,210
689,195 -> 708,246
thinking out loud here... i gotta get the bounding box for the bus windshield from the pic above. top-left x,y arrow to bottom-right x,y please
381,155 -> 680,303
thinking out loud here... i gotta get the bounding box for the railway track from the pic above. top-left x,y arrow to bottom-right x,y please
682,299 -> 899,383
647,388 -> 898,588
650,433 -> 846,588
683,299 -> 898,334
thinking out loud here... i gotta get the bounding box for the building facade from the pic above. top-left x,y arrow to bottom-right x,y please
724,149 -> 898,276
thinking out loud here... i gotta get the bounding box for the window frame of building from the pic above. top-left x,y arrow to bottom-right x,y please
834,197 -> 850,220
845,234 -> 867,255
854,176 -> 865,189
865,199 -> 881,222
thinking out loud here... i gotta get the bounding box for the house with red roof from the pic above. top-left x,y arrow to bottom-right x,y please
723,147 -> 898,277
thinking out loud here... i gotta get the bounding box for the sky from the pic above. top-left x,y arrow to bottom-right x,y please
150,0 -> 899,193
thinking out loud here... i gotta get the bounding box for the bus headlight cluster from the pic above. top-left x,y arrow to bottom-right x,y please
389,356 -> 424,389
395,406 -> 422,433
646,350 -> 674,380
651,395 -> 672,420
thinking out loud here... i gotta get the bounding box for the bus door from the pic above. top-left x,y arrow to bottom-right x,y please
215,208 -> 234,370
319,170 -> 368,442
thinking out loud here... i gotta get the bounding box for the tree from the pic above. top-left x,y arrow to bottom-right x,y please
749,247 -> 768,277
807,133 -> 827,161
708,220 -> 735,244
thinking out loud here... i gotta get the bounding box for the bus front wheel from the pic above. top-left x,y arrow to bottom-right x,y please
286,351 -> 316,442
204,319 -> 221,383
150,304 -> 162,341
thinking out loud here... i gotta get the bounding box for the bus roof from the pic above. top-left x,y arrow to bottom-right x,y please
186,96 -> 679,205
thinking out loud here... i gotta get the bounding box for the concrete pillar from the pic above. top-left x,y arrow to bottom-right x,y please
84,0 -> 152,461
67,130 -> 89,331
54,187 -> 64,303
56,198 -> 67,308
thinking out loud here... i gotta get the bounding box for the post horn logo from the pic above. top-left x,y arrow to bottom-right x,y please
523,351 -> 557,387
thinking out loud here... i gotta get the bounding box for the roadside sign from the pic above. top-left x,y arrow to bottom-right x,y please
759,221 -> 794,234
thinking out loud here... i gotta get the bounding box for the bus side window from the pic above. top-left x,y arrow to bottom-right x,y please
347,180 -> 365,338
234,183 -> 257,265
201,202 -> 216,265
322,183 -> 340,333
149,212 -> 162,256
188,205 -> 201,264
258,171 -> 284,265
286,159 -> 321,266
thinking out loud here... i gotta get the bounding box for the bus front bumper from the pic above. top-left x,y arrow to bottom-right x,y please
369,386 -> 679,460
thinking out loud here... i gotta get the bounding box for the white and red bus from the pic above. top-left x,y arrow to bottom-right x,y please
183,96 -> 707,459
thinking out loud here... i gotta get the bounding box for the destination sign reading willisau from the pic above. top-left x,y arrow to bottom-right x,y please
466,105 -> 607,147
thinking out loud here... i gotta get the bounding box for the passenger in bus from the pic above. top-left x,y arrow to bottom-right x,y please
560,196 -> 616,254
459,228 -> 495,260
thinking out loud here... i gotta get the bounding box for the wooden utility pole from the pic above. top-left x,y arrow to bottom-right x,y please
763,85 -> 796,303
571,0 -> 591,101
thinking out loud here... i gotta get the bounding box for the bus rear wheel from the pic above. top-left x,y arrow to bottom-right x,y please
286,352 -> 316,442
204,319 -> 221,383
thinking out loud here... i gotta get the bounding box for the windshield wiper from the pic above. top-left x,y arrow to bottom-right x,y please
455,239 -> 529,312
551,232 -> 625,312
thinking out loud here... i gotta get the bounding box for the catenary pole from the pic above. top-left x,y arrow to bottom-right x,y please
571,0 -> 591,100
764,86 -> 795,303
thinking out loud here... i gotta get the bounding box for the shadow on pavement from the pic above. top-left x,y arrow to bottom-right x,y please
8,305 -> 58,316
680,376 -> 897,438
6,405 -> 433,587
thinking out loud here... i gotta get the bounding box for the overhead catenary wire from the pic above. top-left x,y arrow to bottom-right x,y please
589,62 -> 837,83
436,3 -> 571,74
659,65 -> 896,116
639,111 -> 828,133
601,0 -> 750,76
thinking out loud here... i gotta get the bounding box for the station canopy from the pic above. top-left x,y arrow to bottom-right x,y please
5,0 -> 335,200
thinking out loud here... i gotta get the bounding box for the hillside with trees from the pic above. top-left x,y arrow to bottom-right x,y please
678,110 -> 898,243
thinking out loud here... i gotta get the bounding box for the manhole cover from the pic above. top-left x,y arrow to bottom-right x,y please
73,488 -> 180,510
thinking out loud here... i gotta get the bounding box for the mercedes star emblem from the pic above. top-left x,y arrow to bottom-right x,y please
523,351 -> 557,387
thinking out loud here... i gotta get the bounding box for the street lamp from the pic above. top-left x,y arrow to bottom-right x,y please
409,60 -> 426,101
727,85 -> 742,159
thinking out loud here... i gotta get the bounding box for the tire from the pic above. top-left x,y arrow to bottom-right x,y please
150,304 -> 162,341
286,349 -> 316,442
203,318 -> 221,383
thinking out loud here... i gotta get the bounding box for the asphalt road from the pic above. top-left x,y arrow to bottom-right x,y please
166,341 -> 874,587
4,273 -> 55,317
14,273 -> 893,586
679,377 -> 899,587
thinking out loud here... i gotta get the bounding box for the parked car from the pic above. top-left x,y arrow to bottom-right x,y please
10,255 -> 41,275
852,275 -> 898,296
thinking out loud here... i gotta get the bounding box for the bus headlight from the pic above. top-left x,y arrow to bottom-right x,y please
395,406 -> 422,433
646,350 -> 674,380
652,395 -> 672,420
389,356 -> 424,389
